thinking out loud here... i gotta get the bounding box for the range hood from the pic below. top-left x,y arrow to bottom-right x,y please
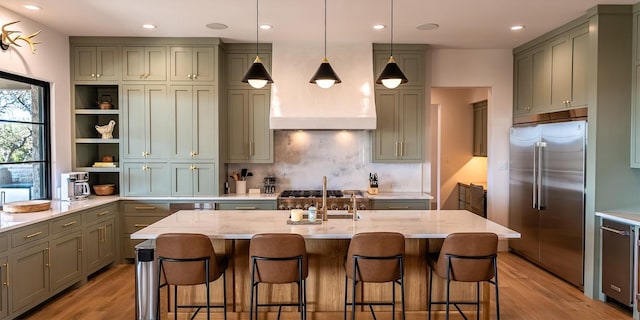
269,42 -> 376,130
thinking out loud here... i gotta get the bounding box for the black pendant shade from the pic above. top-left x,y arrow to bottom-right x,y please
375,56 -> 408,87
310,57 -> 342,87
242,56 -> 273,88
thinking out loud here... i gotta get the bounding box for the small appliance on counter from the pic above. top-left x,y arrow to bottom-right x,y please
367,173 -> 379,195
61,172 -> 90,201
263,176 -> 276,194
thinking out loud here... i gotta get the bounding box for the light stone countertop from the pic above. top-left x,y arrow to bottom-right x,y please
364,192 -> 434,200
596,208 -> 640,226
0,196 -> 120,232
130,209 -> 520,240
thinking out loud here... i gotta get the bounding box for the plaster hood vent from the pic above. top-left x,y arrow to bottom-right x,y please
269,42 -> 376,130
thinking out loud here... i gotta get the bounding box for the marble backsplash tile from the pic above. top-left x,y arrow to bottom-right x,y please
228,131 -> 423,193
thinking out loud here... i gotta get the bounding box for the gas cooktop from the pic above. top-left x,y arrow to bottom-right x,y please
278,190 -> 363,198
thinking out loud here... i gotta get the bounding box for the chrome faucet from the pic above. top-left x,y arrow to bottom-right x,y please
321,176 -> 328,221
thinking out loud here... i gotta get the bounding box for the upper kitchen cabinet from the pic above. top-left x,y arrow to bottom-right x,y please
631,4 -> 640,168
72,46 -> 119,82
513,23 -> 589,116
121,85 -> 171,160
122,46 -> 167,81
373,44 -> 426,88
473,100 -> 488,157
226,89 -> 273,163
170,46 -> 217,82
224,43 -> 272,88
170,163 -> 217,196
170,85 -> 218,160
372,89 -> 424,162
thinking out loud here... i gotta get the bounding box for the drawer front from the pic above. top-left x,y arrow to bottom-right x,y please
123,216 -> 165,234
85,205 -> 116,224
122,201 -> 170,216
51,213 -> 83,235
11,223 -> 49,248
372,200 -> 429,210
217,201 -> 276,210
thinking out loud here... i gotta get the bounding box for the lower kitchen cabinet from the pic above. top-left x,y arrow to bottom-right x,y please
370,199 -> 430,210
10,241 -> 49,315
84,204 -> 117,275
120,201 -> 170,260
50,230 -> 83,293
0,256 -> 7,320
216,200 -> 276,210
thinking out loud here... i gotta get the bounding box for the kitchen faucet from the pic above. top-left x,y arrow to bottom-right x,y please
321,176 -> 328,221
350,193 -> 357,221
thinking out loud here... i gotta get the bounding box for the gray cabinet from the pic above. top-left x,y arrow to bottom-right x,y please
122,85 -> 170,160
84,205 -> 117,275
50,230 -> 82,292
217,200 -> 276,210
370,199 -> 430,210
170,85 -> 217,160
373,50 -> 425,88
122,163 -> 170,196
513,23 -> 589,116
73,46 -> 119,82
226,89 -> 273,163
473,100 -> 488,157
120,201 -> 170,260
372,89 -> 424,162
632,6 -> 640,168
225,52 -> 272,87
122,46 -> 167,81
171,163 -> 217,196
10,241 -> 49,314
170,46 -> 216,82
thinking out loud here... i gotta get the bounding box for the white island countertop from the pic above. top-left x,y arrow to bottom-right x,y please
131,209 -> 520,240
596,208 -> 640,226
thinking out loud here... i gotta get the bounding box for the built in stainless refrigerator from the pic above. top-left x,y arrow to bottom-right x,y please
509,120 -> 586,287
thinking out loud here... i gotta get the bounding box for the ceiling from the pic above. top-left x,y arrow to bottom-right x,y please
0,0 -> 637,49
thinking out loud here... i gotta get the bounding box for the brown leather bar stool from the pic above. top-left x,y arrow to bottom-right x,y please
344,231 -> 405,320
156,233 -> 228,320
427,232 -> 499,320
249,233 -> 308,320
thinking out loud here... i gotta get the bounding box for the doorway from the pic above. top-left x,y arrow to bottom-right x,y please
430,88 -> 489,210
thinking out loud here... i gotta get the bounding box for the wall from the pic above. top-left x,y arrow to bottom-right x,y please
0,8 -> 71,194
431,87 -> 488,209
429,49 -> 513,227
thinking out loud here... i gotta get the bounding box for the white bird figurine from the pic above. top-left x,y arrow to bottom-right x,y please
95,120 -> 116,139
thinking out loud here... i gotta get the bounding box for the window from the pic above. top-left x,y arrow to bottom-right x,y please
0,71 -> 51,202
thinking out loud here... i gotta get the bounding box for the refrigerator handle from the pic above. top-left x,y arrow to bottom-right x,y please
537,141 -> 546,210
532,142 -> 537,209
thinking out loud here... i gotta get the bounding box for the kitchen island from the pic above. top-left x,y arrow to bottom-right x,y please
132,209 -> 519,320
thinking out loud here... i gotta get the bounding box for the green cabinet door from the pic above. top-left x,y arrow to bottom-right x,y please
84,217 -> 116,275
73,46 -> 119,81
531,46 -> 552,112
171,86 -> 217,160
226,53 -> 272,88
50,230 -> 83,292
373,89 -> 423,162
122,46 -> 167,81
170,46 -> 216,82
226,89 -> 273,163
570,25 -> 589,108
373,45 -> 426,87
514,52 -> 533,115
550,36 -> 572,109
122,85 -> 170,160
122,162 -> 170,196
11,242 -> 49,314
171,163 -> 217,196
473,101 -> 488,157
0,256 -> 7,319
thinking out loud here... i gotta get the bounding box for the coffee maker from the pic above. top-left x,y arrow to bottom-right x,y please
61,172 -> 90,201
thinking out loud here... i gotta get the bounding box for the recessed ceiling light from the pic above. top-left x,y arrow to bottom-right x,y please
206,23 -> 228,30
24,4 -> 41,10
260,24 -> 272,30
142,24 -> 157,29
511,25 -> 525,31
416,23 -> 439,31
373,24 -> 386,30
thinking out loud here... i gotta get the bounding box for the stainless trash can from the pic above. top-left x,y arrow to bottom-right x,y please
135,240 -> 157,320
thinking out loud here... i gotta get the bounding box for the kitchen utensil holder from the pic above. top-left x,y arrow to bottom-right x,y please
236,180 -> 247,194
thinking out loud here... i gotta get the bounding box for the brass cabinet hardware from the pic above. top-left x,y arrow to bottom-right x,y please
235,206 -> 257,210
97,211 -> 108,217
3,263 -> 8,286
45,247 -> 50,267
62,221 -> 77,227
24,231 -> 43,239
134,224 -> 149,228
388,206 -> 410,209
395,142 -> 399,157
134,206 -> 156,210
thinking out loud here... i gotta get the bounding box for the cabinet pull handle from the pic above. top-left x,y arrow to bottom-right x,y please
96,73 -> 102,78
400,142 -> 404,157
235,206 -> 257,210
3,263 -> 8,287
45,247 -> 50,267
600,226 -> 630,236
91,73 -> 96,78
249,141 -> 254,156
187,74 -> 192,79
79,235 -> 83,253
63,221 -> 77,227
100,226 -> 105,243
395,142 -> 399,157
134,224 -> 150,228
134,206 -> 156,210
97,211 -> 109,217
193,74 -> 198,79
388,206 -> 410,209
190,165 -> 196,171
24,231 -> 43,239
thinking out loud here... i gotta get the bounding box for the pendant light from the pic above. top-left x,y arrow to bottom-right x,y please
376,0 -> 407,89
242,0 -> 273,88
309,0 -> 341,88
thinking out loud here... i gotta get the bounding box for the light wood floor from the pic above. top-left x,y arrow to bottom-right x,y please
21,253 -> 632,320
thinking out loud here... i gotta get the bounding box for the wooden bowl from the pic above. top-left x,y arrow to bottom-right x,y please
93,184 -> 115,196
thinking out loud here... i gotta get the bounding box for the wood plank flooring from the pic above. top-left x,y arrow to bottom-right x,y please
20,253 -> 632,320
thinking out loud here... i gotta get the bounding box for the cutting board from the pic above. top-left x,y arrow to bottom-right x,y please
2,200 -> 51,213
